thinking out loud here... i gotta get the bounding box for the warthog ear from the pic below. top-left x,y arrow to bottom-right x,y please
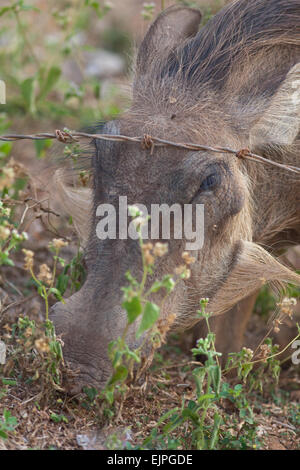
208,241 -> 300,316
250,63 -> 300,147
136,5 -> 202,74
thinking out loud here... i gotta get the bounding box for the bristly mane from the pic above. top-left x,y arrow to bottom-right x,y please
136,0 -> 300,104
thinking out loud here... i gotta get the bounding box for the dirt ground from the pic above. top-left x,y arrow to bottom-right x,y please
0,328 -> 299,450
0,258 -> 299,450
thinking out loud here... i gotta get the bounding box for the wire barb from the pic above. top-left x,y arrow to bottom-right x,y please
0,130 -> 299,175
236,148 -> 251,159
55,129 -> 79,144
142,134 -> 155,155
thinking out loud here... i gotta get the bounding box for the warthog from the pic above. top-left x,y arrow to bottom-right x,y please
51,0 -> 300,392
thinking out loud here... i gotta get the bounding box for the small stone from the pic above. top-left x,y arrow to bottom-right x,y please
0,340 -> 6,364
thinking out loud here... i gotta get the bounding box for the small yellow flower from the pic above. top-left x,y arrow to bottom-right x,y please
142,242 -> 153,252
258,343 -> 271,361
7,157 -> 27,178
24,327 -> 33,338
22,249 -> 34,271
1,207 -> 11,218
132,216 -> 148,229
0,166 -> 15,190
277,297 -> 297,318
37,263 -> 52,285
153,242 -> 168,257
184,269 -> 191,279
242,347 -> 253,359
156,313 -> 177,344
144,251 -> 154,266
282,297 -> 297,306
50,238 -> 68,250
142,242 -> 154,265
0,225 -> 10,240
174,265 -> 186,275
273,318 -> 282,333
79,171 -> 90,187
35,337 -> 50,354
174,265 -> 191,279
182,251 -> 196,265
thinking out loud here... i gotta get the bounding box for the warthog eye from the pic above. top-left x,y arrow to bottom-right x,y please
199,172 -> 220,191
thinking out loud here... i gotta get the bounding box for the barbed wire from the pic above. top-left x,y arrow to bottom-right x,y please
0,129 -> 299,175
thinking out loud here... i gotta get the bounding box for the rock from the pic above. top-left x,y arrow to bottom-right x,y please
76,426 -> 131,450
62,49 -> 125,84
0,340 -> 6,364
84,50 -> 125,78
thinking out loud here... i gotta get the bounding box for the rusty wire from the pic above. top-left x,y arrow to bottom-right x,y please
0,129 -> 299,175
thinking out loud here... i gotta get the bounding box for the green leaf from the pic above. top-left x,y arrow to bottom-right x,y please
136,302 -> 160,338
0,252 -> 14,266
0,7 -> 13,17
122,296 -> 142,324
21,77 -> 36,114
2,409 -> 17,430
49,340 -> 63,360
209,413 -> 222,450
104,388 -> 114,405
196,393 -> 215,403
19,4 -> 40,12
148,280 -> 163,293
0,142 -> 12,158
34,139 -> 53,159
56,257 -> 66,267
108,365 -> 128,386
126,350 -> 141,364
48,287 -> 64,301
56,273 -> 69,295
181,408 -> 200,425
37,66 -> 61,102
0,430 -> 8,439
1,378 -> 17,386
209,364 -> 221,394
162,275 -> 175,293
50,413 -> 68,423
83,386 -> 98,402
149,276 -> 175,294
112,350 -> 123,369
163,414 -> 183,433
193,367 -> 206,397
157,407 -> 179,427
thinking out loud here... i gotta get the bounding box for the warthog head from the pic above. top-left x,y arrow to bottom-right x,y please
51,1 -> 300,392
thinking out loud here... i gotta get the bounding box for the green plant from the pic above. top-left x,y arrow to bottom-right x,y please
99,207 -> 186,411
56,248 -> 86,295
8,316 -> 64,388
0,0 -> 117,122
22,238 -> 69,320
50,412 -> 68,423
0,113 -> 28,266
0,409 -> 18,440
141,3 -> 156,21
0,200 -> 28,266
92,205 -> 300,449
140,299 -> 259,450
